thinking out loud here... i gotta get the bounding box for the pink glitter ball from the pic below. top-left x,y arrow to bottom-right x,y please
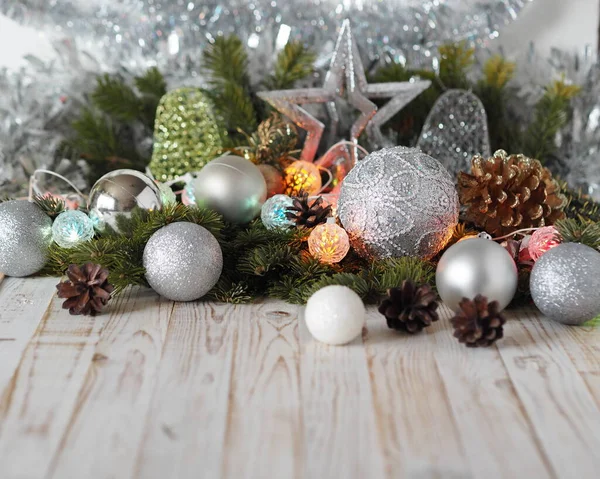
528,226 -> 560,261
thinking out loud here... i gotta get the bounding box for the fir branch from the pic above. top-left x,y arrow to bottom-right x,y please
32,194 -> 67,219
206,83 -> 257,136
134,67 -> 167,99
302,273 -> 371,301
438,42 -> 475,90
92,74 -> 142,122
369,257 -> 436,296
203,35 -> 251,87
482,55 -> 515,89
264,41 -> 315,90
555,218 -> 600,250
561,184 -> 600,223
523,80 -> 581,162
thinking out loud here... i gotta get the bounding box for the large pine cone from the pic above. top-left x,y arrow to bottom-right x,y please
378,280 -> 439,333
450,295 -> 506,348
458,150 -> 566,237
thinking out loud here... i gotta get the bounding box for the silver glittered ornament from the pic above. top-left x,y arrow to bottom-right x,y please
417,90 -> 491,178
0,200 -> 52,277
143,222 -> 223,302
530,243 -> 600,325
436,238 -> 518,312
337,146 -> 459,259
88,169 -> 163,233
191,155 -> 267,224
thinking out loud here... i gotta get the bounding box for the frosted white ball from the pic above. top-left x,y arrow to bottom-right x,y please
305,286 -> 366,345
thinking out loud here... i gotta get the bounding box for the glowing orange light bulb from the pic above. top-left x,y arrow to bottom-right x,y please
283,160 -> 322,196
308,218 -> 350,264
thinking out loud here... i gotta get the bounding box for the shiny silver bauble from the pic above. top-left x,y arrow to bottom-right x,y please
88,169 -> 163,233
191,155 -> 267,224
436,237 -> 518,312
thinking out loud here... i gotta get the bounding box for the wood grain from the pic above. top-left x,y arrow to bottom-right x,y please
363,308 -> 469,479
299,308 -> 386,479
433,305 -> 552,478
47,287 -> 174,479
498,309 -> 600,478
0,292 -> 109,479
221,301 -> 303,479
134,301 -> 238,479
0,278 -> 600,479
0,277 -> 59,395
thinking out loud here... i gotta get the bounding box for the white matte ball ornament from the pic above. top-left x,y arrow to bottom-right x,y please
143,222 -> 223,301
305,285 -> 366,345
436,237 -> 518,312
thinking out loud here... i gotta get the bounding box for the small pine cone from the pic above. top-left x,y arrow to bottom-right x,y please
56,263 -> 114,316
378,280 -> 440,333
451,295 -> 506,347
285,193 -> 332,228
458,150 -> 566,237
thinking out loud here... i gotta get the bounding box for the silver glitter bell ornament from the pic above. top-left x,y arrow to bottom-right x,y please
191,155 -> 267,224
88,169 -> 163,233
436,237 -> 518,312
417,90 -> 491,178
530,243 -> 600,325
0,200 -> 52,277
143,222 -> 223,302
337,146 -> 459,259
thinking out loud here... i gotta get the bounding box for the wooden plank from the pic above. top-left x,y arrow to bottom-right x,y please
299,307 -> 386,479
432,305 -> 552,478
0,293 -> 109,479
221,301 -> 303,479
46,287 -> 174,479
0,277 -> 59,395
363,307 -> 469,479
548,315 -> 600,408
497,309 -> 600,477
134,302 -> 239,479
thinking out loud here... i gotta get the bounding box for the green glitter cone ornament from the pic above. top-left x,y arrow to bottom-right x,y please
149,88 -> 226,181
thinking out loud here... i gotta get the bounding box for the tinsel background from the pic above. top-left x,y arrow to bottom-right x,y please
1,0 -> 599,197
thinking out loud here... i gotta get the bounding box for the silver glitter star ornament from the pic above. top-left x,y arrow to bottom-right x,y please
258,20 -> 431,163
338,147 -> 459,260
417,89 -> 491,178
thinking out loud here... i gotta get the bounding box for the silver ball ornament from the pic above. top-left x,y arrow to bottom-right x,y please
436,238 -> 518,312
88,169 -> 163,233
338,146 -> 459,259
0,200 -> 52,277
143,222 -> 223,301
530,243 -> 600,325
191,155 -> 267,224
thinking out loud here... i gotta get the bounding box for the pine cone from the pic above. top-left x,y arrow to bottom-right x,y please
285,193 -> 332,228
451,295 -> 506,347
378,280 -> 440,333
458,150 -> 566,237
56,263 -> 114,316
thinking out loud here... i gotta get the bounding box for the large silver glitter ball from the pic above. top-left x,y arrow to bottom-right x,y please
143,222 -> 223,302
337,147 -> 459,259
191,155 -> 267,224
530,243 -> 600,325
0,200 -> 52,277
436,238 -> 518,312
88,169 -> 163,233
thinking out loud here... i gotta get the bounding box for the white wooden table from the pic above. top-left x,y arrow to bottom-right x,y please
0,276 -> 599,479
